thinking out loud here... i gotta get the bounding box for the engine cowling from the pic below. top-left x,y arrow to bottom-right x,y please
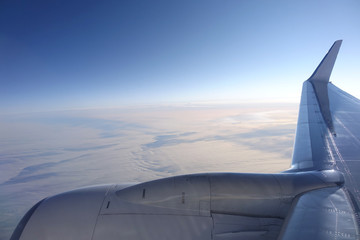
12,171 -> 343,240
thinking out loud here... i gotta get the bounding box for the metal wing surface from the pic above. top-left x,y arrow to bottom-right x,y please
283,40 -> 360,239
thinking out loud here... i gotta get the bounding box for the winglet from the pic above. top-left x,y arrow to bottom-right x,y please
308,40 -> 343,136
308,40 -> 342,83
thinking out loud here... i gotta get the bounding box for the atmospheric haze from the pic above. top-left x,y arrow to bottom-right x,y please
1,0 -> 360,239
0,103 -> 297,239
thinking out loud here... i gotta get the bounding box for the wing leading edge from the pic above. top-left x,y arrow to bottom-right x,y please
291,40 -> 343,171
290,40 -> 360,199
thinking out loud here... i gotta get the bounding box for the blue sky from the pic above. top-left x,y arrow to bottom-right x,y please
1,0 -> 360,113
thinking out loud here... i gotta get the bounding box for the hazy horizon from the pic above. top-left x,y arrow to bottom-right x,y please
0,102 -> 298,239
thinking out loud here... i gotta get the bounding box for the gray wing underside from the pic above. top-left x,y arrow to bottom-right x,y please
287,40 -> 360,239
280,187 -> 359,240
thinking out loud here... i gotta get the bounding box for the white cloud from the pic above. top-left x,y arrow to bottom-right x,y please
0,103 -> 298,239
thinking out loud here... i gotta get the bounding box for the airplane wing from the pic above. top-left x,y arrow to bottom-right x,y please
11,41 -> 360,240
291,41 -> 360,194
281,40 -> 360,239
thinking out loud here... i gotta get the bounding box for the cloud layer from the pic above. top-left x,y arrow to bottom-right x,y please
0,103 -> 298,239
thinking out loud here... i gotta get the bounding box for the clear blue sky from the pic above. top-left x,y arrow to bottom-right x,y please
1,0 -> 360,113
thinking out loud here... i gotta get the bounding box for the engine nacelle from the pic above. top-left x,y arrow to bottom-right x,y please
11,171 -> 343,240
